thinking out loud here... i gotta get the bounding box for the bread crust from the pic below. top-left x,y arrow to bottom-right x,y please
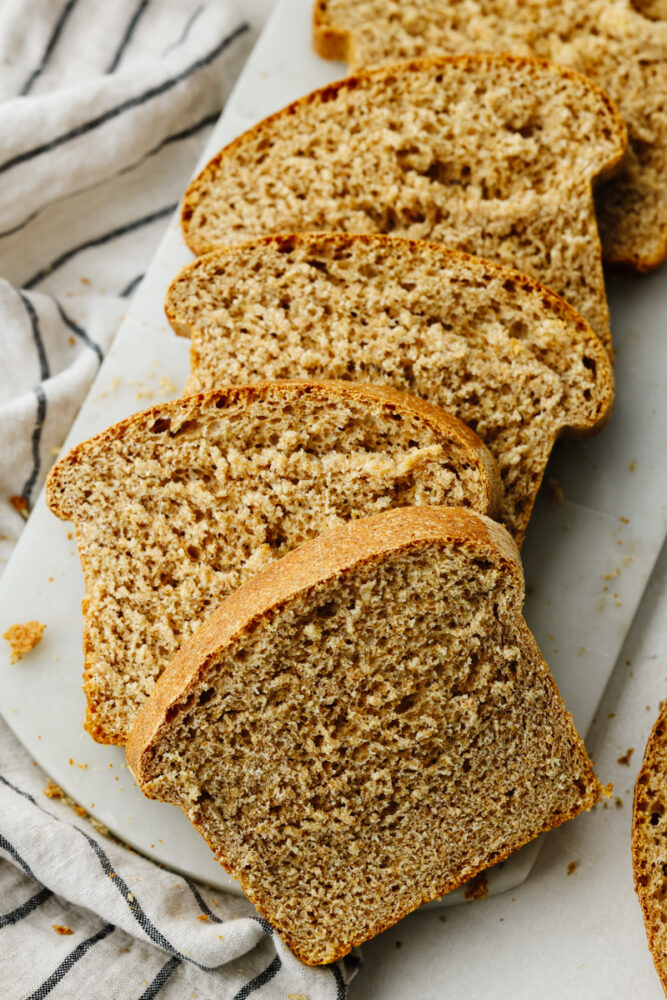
181,53 -> 627,256
127,505 -> 601,964
633,701 -> 667,992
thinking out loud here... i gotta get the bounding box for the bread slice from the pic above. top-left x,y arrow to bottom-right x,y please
166,234 -> 614,544
312,0 -> 666,271
46,380 -> 500,746
180,55 -> 627,353
633,701 -> 667,992
127,505 -> 602,965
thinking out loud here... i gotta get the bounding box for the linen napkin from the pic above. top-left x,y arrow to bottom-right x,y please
0,2 -> 360,996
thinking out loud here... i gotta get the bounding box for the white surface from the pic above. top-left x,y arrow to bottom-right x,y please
0,0 -> 666,937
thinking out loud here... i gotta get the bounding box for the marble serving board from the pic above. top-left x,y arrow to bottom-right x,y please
1,0 -> 665,904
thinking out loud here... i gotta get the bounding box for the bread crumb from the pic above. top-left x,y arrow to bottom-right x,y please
438,915 -> 447,923
52,925 -> 73,935
463,872 -> 488,900
608,712 -> 616,719
619,516 -> 630,524
546,476 -> 564,505
287,994 -> 309,999
110,377 -> 121,391
49,446 -> 61,457
615,797 -> 623,808
197,914 -> 209,922
394,940 -> 402,948
3,621 -> 46,663
629,460 -> 636,471
43,781 -> 63,799
617,748 -> 635,766
158,376 -> 178,396
9,495 -> 28,519
567,862 -> 578,875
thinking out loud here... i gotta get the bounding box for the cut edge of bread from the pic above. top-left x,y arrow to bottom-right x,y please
165,233 -> 615,443
126,505 -> 602,964
632,701 -> 667,993
46,379 -> 502,522
180,53 -> 628,257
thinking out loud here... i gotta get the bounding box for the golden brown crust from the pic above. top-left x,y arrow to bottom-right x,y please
46,379 -> 501,521
633,700 -> 667,993
180,54 -> 627,256
126,506 -> 521,780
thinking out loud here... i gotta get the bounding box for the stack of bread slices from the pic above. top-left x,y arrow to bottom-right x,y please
47,13 -> 646,966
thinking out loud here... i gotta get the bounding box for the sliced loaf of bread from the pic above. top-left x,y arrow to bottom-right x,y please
180,55 -> 627,352
46,380 -> 500,745
127,505 -> 602,965
313,0 -> 667,271
166,234 -> 614,544
633,701 -> 667,992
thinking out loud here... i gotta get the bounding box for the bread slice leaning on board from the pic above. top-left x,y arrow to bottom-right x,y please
127,505 -> 603,966
166,234 -> 614,545
633,701 -> 667,994
180,55 -> 627,355
46,380 -> 501,746
312,0 -> 667,272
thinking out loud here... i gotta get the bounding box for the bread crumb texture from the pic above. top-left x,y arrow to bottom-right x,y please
129,507 -> 601,965
182,56 -> 626,352
633,703 -> 667,993
313,0 -> 666,270
3,621 -> 46,664
168,235 -> 613,542
46,381 -> 498,746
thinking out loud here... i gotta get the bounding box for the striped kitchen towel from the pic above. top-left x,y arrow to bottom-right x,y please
0,2 -> 360,997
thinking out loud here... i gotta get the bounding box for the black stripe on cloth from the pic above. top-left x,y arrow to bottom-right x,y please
330,961 -> 347,1000
21,0 -> 80,96
54,300 -> 104,363
183,877 -> 223,923
0,773 -> 38,806
251,915 -> 275,936
24,922 -> 115,1000
119,273 -> 144,298
17,289 -> 50,380
0,22 -> 249,177
162,4 -> 205,57
137,955 -> 181,1000
0,887 -> 53,928
23,202 -> 178,290
107,0 -> 150,74
0,110 -> 218,242
77,828 -> 210,971
20,386 -> 47,510
232,955 -> 282,1000
0,832 -> 41,882
343,953 -> 362,972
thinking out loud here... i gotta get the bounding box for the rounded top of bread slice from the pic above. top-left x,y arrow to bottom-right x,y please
127,504 -> 601,964
47,379 -> 500,520
183,53 -> 625,253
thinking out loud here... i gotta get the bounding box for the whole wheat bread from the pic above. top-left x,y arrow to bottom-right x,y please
313,0 -> 666,271
180,55 -> 626,352
633,701 -> 667,994
46,380 -> 500,745
166,234 -> 614,544
127,505 -> 602,965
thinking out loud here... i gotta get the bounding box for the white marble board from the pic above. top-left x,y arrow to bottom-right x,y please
1,0 -> 665,904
